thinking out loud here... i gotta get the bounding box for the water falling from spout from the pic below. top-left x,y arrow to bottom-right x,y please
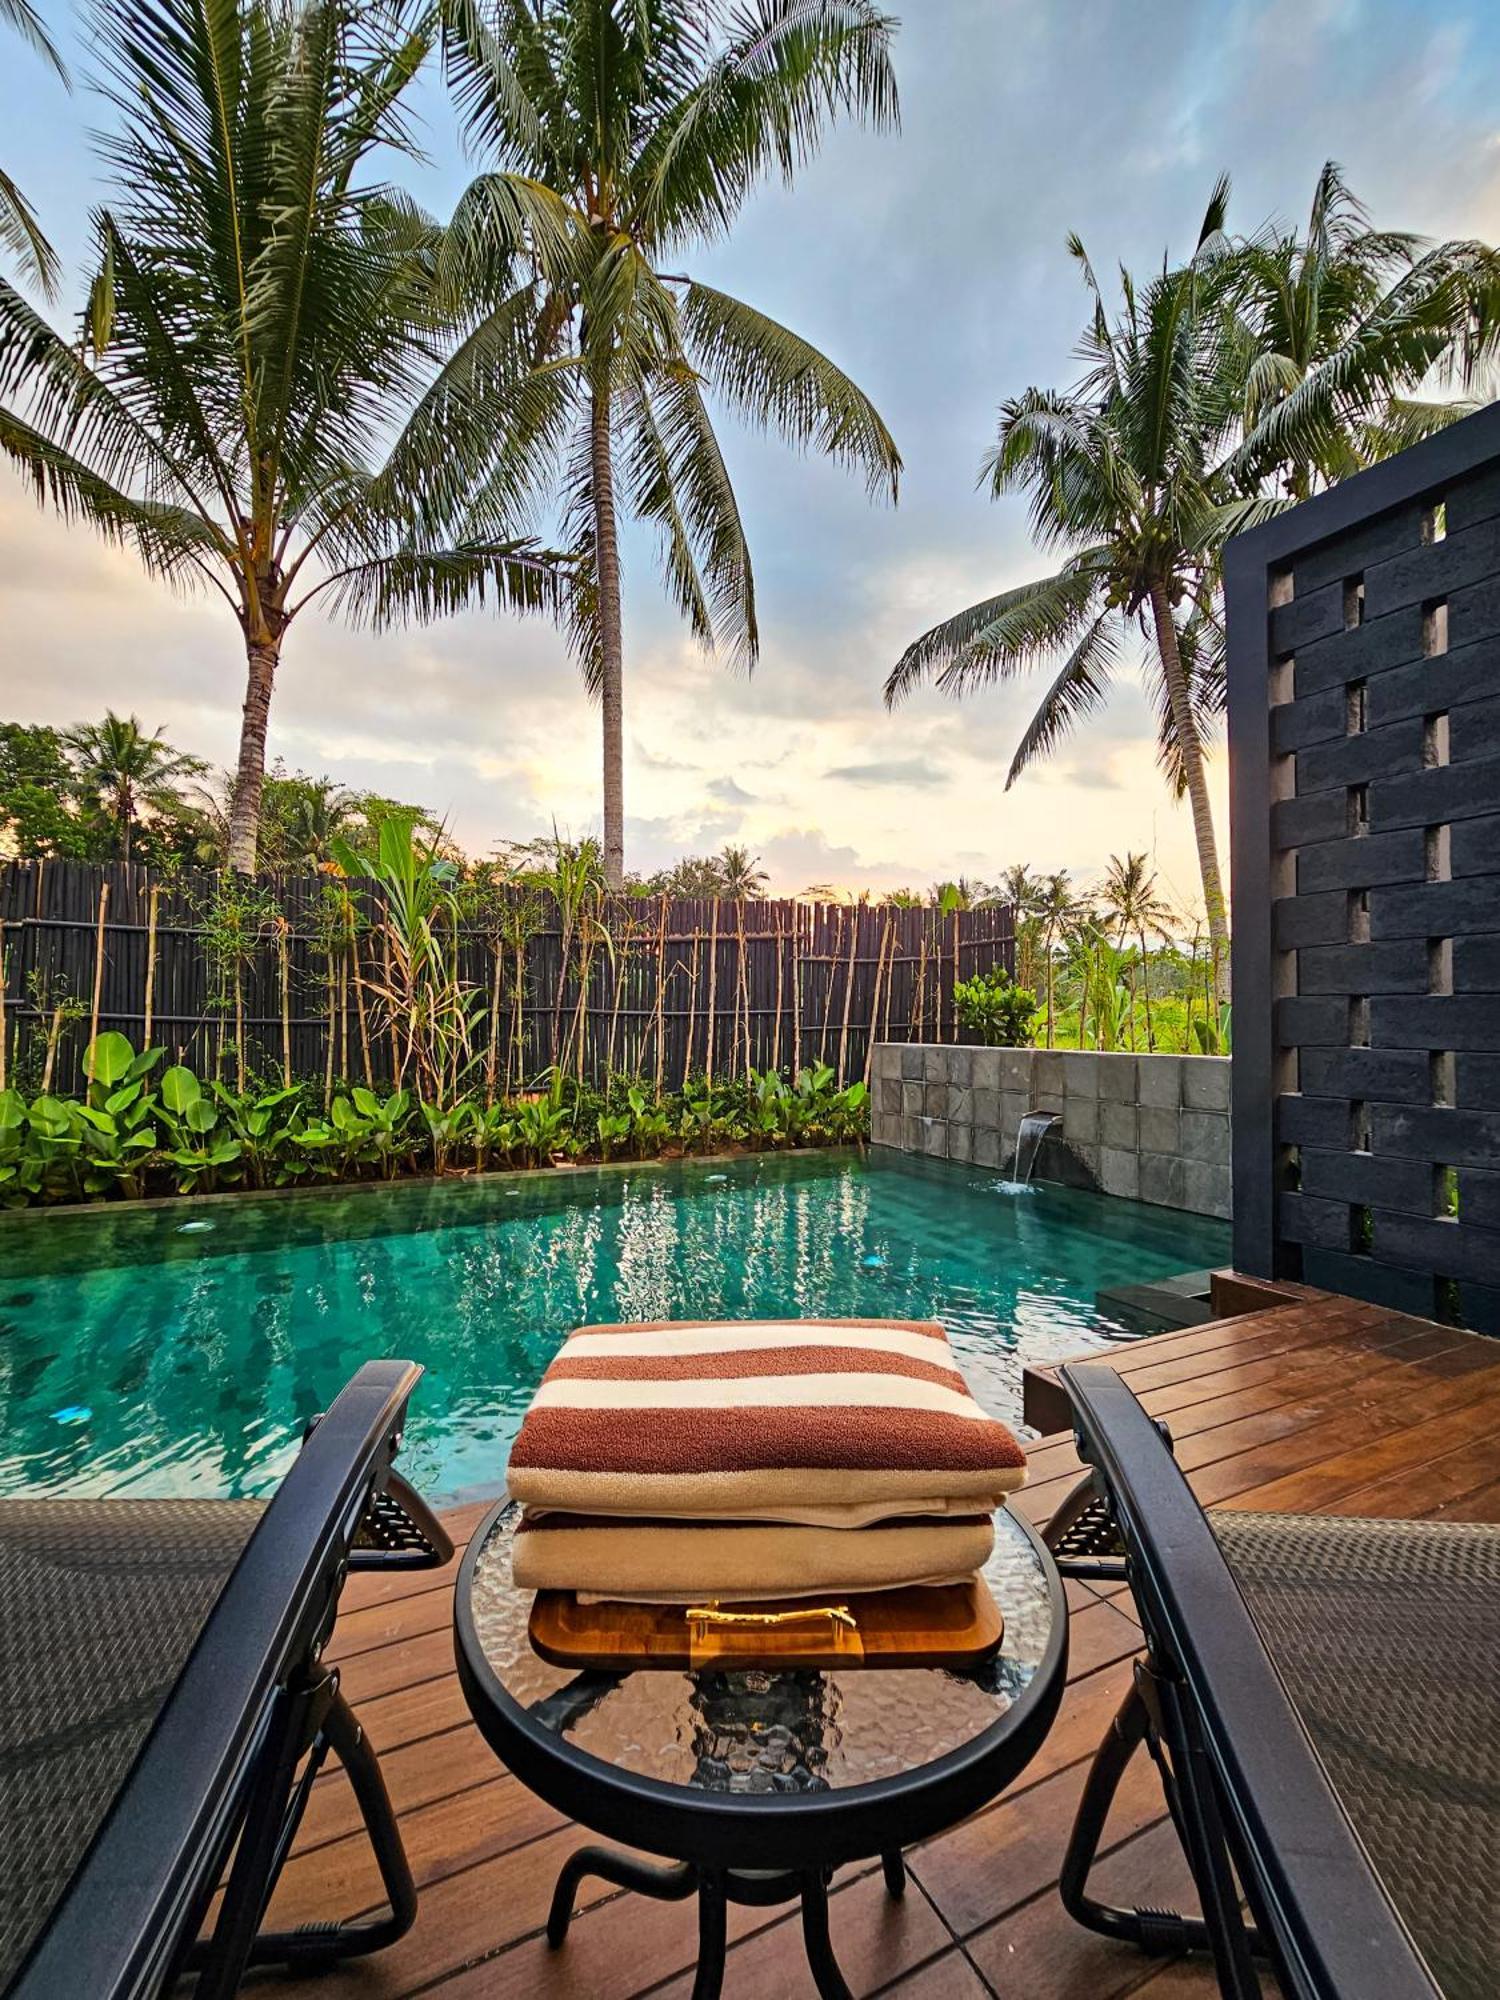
1013,1109 -> 1061,1184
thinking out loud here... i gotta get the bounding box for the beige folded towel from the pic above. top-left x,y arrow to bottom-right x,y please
512,1511 -> 996,1603
506,1318 -> 1028,1527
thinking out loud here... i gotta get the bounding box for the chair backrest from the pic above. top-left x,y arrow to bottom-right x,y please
1058,1361 -> 1441,2000
10,1359 -> 432,2000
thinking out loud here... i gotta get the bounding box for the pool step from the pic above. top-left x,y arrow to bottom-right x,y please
1094,1268 -> 1218,1338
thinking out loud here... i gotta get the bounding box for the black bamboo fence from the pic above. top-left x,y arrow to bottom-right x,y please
0,860 -> 1014,1099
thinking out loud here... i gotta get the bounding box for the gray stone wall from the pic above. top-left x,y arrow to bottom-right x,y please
869,1044 -> 1232,1220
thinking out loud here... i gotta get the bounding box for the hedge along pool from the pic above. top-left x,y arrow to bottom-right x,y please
0,1149 -> 1229,1502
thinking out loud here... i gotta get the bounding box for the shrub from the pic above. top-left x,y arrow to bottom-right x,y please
953,969 -> 1037,1047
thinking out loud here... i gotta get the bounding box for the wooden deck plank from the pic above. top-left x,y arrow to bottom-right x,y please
248,1302 -> 1499,2000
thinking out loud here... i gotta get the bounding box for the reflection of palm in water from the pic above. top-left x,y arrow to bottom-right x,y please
687,1671 -> 843,1795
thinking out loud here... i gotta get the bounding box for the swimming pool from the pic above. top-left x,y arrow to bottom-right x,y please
0,1149 -> 1228,1503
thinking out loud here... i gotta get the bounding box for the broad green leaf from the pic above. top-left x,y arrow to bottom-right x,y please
86,1031 -> 136,1087
161,1066 -> 201,1113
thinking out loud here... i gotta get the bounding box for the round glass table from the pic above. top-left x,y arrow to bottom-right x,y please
454,1502 -> 1068,2000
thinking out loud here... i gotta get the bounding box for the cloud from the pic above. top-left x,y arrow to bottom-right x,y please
4,0 -> 1498,904
822,756 -> 946,788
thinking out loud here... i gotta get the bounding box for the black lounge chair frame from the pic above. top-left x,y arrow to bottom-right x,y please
9,1358 -> 453,2000
1044,1360 -> 1443,2000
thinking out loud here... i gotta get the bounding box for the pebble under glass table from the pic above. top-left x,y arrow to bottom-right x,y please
453,1502 -> 1068,2000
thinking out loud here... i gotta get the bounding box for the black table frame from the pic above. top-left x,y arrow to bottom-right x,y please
453,1501 -> 1068,2000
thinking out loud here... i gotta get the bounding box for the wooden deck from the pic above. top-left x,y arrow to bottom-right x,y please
253,1295 -> 1500,2000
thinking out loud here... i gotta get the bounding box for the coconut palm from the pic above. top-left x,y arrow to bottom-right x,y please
1233,161 -> 1500,499
437,0 -> 902,889
62,711 -> 207,863
1,0 -> 66,297
1035,869 -> 1078,1049
0,0 -> 563,875
886,185 -> 1259,988
1098,850 -> 1175,1051
718,843 -> 768,900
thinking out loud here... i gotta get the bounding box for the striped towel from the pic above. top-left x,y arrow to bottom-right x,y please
506,1318 -> 1028,1527
512,1512 -> 997,1603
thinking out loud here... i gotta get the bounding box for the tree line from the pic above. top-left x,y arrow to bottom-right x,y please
2,1 -> 1497,936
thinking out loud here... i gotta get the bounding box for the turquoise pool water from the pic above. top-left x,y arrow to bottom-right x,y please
0,1150 -> 1228,1502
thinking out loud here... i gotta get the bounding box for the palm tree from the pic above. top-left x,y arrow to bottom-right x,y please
261,771 -> 362,867
1234,162 -> 1500,499
438,0 -> 902,888
1,0 -> 66,296
0,0 -> 562,875
718,844 -> 768,900
62,712 -> 207,863
1035,869 -> 1076,1049
1098,850 -> 1175,1051
886,185 -> 1258,989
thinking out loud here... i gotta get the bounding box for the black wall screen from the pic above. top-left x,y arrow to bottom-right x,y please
1226,404 -> 1500,1335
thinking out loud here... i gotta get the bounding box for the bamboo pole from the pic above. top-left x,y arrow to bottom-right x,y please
234,960 -> 246,1093
352,932 -> 373,1090
836,906 -> 858,1084
736,899 -> 750,1079
949,907 -> 960,1041
338,958 -> 348,1086
42,1003 -> 64,1093
816,909 -> 835,1066
704,901 -> 719,1087
323,960 -> 336,1106
486,943 -> 503,1103
279,922 -> 293,1088
880,926 -> 896,1046
864,918 -> 893,1085
771,909 -> 785,1075
143,884 -> 160,1047
653,901 -> 668,1093
791,907 -> 803,1077
87,881 -> 109,1082
0,938 -> 6,1092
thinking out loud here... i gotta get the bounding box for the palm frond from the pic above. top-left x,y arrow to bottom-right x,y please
1005,610 -> 1122,787
1,0 -> 67,82
633,0 -> 897,245
681,278 -> 900,498
0,165 -> 60,299
301,535 -> 567,627
884,562 -> 1102,706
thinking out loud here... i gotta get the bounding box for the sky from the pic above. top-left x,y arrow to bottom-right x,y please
4,0 -> 1500,903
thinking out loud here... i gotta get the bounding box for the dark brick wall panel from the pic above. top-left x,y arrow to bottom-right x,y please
1233,426 -> 1500,1336
1298,1047 -> 1433,1102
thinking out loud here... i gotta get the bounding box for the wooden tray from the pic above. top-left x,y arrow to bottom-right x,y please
528,1579 -> 1004,1672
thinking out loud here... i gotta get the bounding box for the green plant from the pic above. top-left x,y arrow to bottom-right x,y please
296,1088 -> 414,1180
335,816 -> 485,1104
953,970 -> 1037,1048
439,0 -> 900,885
209,1079 -> 305,1188
156,1063 -> 243,1193
73,1030 -> 164,1196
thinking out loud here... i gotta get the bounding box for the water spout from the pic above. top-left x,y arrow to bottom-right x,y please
1013,1109 -> 1061,1184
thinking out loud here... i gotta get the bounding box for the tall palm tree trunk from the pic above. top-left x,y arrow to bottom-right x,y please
590,379 -> 626,892
227,633 -> 281,874
1148,584 -> 1229,997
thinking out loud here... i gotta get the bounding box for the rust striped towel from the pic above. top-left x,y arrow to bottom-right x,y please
506,1318 -> 1028,1526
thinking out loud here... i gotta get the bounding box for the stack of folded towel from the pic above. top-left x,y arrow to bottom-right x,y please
507,1317 -> 1028,1603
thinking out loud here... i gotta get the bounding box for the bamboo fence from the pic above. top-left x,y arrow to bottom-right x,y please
0,860 -> 1014,1098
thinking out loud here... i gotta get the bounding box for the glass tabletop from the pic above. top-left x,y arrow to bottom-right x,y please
463,1502 -> 1060,1796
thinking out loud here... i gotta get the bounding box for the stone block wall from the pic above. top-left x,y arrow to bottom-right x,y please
869,1044 -> 1232,1220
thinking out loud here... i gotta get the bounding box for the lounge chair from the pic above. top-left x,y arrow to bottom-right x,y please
1,1359 -> 452,1999
1043,1360 -> 1497,2000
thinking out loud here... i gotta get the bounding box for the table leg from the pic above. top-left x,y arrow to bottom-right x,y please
691,1871 -> 728,2000
800,1871 -> 855,2000
882,1849 -> 907,1898
546,1846 -> 695,1947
